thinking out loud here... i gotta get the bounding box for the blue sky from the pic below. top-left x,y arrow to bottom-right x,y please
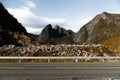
1,0 -> 120,34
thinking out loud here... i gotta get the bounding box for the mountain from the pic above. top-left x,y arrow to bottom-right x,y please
74,12 -> 120,51
0,3 -> 27,34
38,24 -> 74,44
0,3 -> 30,46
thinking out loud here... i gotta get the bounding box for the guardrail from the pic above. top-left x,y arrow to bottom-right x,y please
0,56 -> 120,63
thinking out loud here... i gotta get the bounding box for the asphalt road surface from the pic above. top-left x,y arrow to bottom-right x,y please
0,62 -> 120,80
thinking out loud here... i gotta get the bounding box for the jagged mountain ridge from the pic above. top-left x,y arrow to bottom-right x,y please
38,24 -> 74,44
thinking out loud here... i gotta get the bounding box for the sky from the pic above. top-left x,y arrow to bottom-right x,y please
1,0 -> 120,34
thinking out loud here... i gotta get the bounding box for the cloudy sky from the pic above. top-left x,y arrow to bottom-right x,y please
1,0 -> 120,34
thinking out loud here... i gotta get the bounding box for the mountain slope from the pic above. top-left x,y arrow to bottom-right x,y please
0,3 -> 27,34
0,3 -> 30,46
74,12 -> 120,51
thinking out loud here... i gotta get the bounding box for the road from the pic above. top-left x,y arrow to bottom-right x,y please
0,62 -> 120,80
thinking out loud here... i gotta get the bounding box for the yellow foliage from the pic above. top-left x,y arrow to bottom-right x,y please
114,46 -> 120,52
102,36 -> 120,52
13,32 -> 31,46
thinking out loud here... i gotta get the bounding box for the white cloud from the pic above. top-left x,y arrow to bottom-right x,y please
65,17 -> 93,32
8,7 -> 33,23
26,27 -> 42,34
80,17 -> 93,24
43,18 -> 66,24
7,1 -> 66,34
7,0 -> 92,34
24,0 -> 36,8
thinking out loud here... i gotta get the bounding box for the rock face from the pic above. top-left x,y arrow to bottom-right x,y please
38,24 -> 74,44
74,12 -> 120,45
0,3 -> 29,46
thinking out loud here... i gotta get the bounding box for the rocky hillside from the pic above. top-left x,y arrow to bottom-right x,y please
0,3 -> 30,46
0,44 -> 115,57
74,12 -> 120,51
38,24 -> 74,44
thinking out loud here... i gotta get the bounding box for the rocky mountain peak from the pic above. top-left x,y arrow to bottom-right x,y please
46,24 -> 52,28
54,25 -> 60,29
54,25 -> 66,34
99,12 -> 120,21
99,12 -> 109,19
43,24 -> 52,32
38,24 -> 74,44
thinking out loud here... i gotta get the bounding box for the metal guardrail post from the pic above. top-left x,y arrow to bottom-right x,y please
18,56 -> 21,63
48,59 -> 50,63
